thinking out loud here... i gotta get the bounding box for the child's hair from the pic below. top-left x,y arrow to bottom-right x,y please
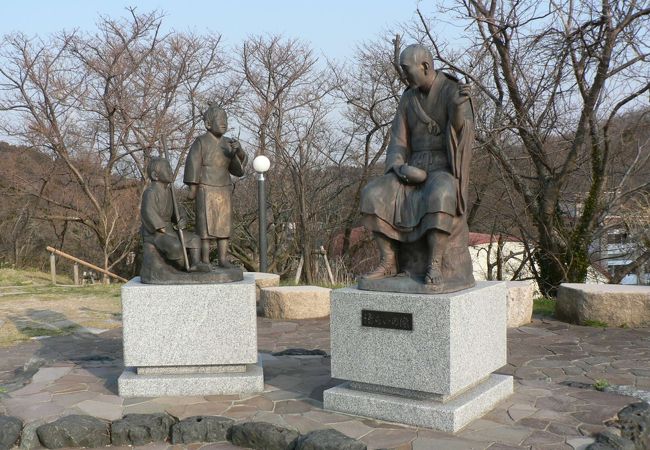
146,157 -> 170,180
203,104 -> 227,127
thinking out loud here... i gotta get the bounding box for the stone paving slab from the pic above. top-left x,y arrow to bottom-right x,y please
0,316 -> 648,449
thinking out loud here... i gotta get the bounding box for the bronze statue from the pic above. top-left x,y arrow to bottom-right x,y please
140,157 -> 245,284
139,105 -> 248,284
184,105 -> 248,268
358,44 -> 475,294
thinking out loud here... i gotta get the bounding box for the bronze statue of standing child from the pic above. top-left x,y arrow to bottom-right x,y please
139,105 -> 247,284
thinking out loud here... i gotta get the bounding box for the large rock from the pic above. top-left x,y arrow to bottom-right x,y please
587,428 -> 635,450
36,415 -> 110,449
261,286 -> 331,319
111,413 -> 176,446
20,419 -> 47,450
294,429 -> 366,450
505,280 -> 535,327
171,416 -> 233,444
557,283 -> 650,327
0,416 -> 22,450
245,272 -> 281,302
228,422 -> 299,450
619,401 -> 650,450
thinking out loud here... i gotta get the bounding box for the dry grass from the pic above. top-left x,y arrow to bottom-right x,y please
0,267 -> 73,286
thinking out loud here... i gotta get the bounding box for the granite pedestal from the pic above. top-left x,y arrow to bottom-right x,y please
118,275 -> 263,397
323,281 -> 513,432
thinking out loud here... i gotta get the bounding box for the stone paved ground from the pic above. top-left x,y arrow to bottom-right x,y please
1,317 -> 649,449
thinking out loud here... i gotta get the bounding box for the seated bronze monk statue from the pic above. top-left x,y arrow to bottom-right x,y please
359,44 -> 475,294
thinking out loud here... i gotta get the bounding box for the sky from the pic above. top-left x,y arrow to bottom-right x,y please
0,0 -> 447,61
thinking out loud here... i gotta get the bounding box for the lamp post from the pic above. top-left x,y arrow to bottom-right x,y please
253,155 -> 270,272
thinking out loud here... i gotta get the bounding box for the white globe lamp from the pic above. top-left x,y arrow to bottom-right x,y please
253,155 -> 270,272
253,155 -> 270,174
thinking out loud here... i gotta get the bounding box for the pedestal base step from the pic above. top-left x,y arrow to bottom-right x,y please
118,362 -> 264,397
324,374 -> 513,433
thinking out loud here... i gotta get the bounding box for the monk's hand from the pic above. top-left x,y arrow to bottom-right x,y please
176,217 -> 187,230
392,164 -> 409,184
188,184 -> 198,200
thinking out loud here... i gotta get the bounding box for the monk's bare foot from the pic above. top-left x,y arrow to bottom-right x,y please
424,262 -> 442,285
362,260 -> 397,280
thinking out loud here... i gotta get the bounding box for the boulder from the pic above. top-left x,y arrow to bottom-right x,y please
245,272 -> 281,303
36,415 -> 110,449
111,413 -> 176,446
228,421 -> 299,450
587,428 -> 635,450
294,429 -> 366,450
619,401 -> 650,450
505,280 -> 535,327
0,416 -> 22,450
171,416 -> 233,444
557,283 -> 650,327
19,419 -> 47,450
261,286 -> 331,319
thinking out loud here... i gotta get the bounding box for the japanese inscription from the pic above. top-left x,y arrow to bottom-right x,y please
361,309 -> 413,331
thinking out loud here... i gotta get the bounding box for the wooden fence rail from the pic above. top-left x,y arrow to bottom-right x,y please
46,246 -> 127,284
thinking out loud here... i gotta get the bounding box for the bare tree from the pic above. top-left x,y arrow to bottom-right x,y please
0,9 -> 230,276
416,0 -> 650,295
590,189 -> 650,284
0,144 -> 50,268
233,35 -> 340,283
332,36 -> 405,260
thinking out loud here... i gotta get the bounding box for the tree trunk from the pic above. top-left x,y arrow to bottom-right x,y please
296,173 -> 313,284
496,234 -> 504,281
103,251 -> 110,284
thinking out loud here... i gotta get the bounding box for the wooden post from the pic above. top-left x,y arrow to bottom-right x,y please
45,246 -> 127,283
294,255 -> 304,284
321,246 -> 335,285
50,252 -> 56,285
73,263 -> 79,285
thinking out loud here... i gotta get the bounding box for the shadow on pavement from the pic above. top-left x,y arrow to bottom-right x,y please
2,309 -> 122,395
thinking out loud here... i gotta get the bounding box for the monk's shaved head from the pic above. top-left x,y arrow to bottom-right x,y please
399,44 -> 435,91
399,44 -> 434,68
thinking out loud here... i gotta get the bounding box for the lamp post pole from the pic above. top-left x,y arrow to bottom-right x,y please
253,155 -> 270,272
257,171 -> 268,272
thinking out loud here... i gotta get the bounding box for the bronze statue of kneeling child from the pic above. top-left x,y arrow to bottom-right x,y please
139,157 -> 243,284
